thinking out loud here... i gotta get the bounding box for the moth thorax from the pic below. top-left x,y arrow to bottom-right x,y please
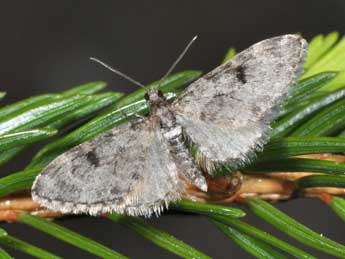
145,89 -> 165,106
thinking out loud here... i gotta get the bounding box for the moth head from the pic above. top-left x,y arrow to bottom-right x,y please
144,89 -> 165,105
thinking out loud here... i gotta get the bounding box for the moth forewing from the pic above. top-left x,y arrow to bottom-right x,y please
32,119 -> 184,217
173,34 -> 308,174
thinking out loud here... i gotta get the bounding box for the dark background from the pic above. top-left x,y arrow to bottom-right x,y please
0,1 -> 345,258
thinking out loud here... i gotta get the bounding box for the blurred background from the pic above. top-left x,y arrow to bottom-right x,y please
0,0 -> 345,258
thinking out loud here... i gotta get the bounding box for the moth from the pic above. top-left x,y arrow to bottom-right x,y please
32,35 -> 307,217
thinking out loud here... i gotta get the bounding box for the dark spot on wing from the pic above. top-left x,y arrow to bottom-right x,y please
235,65 -> 247,84
86,151 -> 99,167
110,187 -> 120,195
131,172 -> 140,180
200,112 -> 206,121
251,105 -> 262,116
70,167 -> 78,176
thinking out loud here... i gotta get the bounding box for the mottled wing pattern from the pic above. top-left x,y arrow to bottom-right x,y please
173,35 -> 308,173
32,119 -> 184,217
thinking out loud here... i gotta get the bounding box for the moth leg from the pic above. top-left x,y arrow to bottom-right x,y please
119,109 -> 145,122
134,113 -> 146,120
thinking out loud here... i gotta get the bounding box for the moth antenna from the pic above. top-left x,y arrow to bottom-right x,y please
90,57 -> 146,89
156,35 -> 198,89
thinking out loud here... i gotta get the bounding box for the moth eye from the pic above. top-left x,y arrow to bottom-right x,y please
157,90 -> 164,98
144,93 -> 150,100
